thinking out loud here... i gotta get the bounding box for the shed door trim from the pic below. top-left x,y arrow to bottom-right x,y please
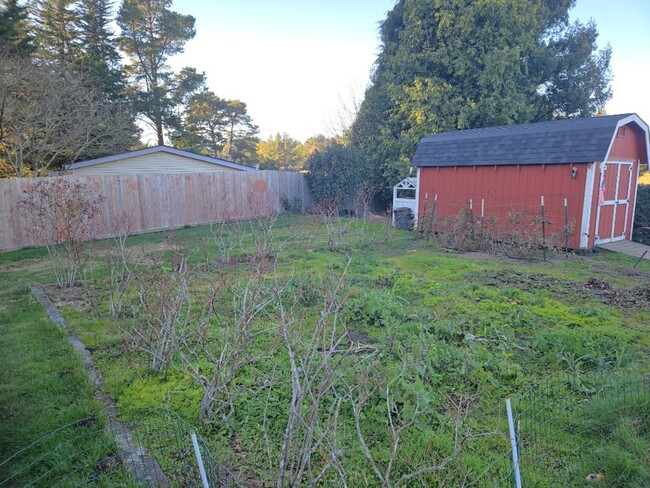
580,162 -> 596,248
594,161 -> 634,244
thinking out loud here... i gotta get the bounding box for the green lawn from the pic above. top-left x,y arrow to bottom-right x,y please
1,215 -> 648,486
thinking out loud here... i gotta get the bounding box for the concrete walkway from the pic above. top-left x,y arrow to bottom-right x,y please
597,240 -> 650,260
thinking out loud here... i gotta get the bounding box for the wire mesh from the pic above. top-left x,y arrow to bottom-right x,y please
515,372 -> 650,487
0,407 -> 238,487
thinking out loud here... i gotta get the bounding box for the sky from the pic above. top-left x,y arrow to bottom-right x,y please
167,0 -> 650,143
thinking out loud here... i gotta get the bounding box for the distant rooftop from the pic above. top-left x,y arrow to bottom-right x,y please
411,114 -> 648,167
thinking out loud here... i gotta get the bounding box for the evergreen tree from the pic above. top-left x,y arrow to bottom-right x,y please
29,0 -> 81,65
256,133 -> 304,170
78,0 -> 120,66
0,0 -> 35,55
117,0 -> 196,145
307,141 -> 369,205
220,100 -> 259,162
351,0 -> 612,201
76,0 -> 129,102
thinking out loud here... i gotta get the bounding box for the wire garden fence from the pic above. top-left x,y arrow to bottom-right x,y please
2,374 -> 648,487
0,407 -> 237,487
467,372 -> 650,487
417,195 -> 577,261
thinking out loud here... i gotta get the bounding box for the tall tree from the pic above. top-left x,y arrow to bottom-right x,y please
117,0 -> 195,145
172,88 -> 259,163
0,0 -> 35,55
351,0 -> 612,200
220,100 -> 259,161
76,0 -> 129,101
256,133 -> 304,170
29,0 -> 80,65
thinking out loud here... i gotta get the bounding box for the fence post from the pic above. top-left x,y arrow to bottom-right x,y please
506,398 -> 523,488
469,199 -> 475,240
540,196 -> 547,262
564,198 -> 569,259
191,432 -> 210,488
426,194 -> 437,242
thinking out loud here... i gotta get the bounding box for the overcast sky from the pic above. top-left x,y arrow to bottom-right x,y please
165,0 -> 650,143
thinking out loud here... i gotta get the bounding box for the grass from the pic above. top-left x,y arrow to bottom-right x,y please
1,214 -> 649,486
0,249 -> 133,486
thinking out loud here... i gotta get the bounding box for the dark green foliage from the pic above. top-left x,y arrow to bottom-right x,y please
30,0 -> 81,64
352,0 -> 613,199
0,0 -> 35,55
633,184 -> 650,245
75,0 -> 133,110
118,0 -> 196,145
306,141 -> 370,204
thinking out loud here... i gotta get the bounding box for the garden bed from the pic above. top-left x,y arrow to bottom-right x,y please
2,215 -> 650,486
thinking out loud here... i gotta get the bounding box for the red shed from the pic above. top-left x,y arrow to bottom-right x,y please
410,114 -> 649,248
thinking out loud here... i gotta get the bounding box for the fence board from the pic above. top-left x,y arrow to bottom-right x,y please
0,171 -> 312,251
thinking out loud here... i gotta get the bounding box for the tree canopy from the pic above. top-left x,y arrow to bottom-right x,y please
117,0 -> 196,145
351,0 -> 612,200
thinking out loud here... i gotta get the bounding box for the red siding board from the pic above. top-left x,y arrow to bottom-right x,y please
419,163 -> 589,248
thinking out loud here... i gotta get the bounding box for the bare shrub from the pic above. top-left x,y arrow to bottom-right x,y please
489,211 -> 541,258
177,262 -> 279,423
126,254 -> 201,373
353,185 -> 375,242
275,261 -> 376,486
246,211 -> 282,262
210,196 -> 244,264
20,178 -> 104,287
430,207 -> 477,252
104,212 -> 139,317
346,364 -> 473,487
313,199 -> 350,251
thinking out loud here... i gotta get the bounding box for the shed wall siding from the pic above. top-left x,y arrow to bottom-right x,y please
418,163 -> 589,248
70,152 -> 235,175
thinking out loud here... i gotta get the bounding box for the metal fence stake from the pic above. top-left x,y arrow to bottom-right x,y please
506,398 -> 523,488
191,432 -> 210,488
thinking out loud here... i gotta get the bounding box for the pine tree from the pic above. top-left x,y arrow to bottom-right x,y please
30,0 -> 81,65
76,0 -> 127,102
118,0 -> 196,145
0,0 -> 35,55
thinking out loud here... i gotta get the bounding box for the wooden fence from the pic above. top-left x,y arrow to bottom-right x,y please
0,170 -> 311,251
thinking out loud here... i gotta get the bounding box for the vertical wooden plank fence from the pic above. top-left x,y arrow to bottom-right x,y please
0,171 -> 312,251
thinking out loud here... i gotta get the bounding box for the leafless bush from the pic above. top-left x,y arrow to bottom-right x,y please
345,365 -> 473,487
20,178 -> 104,287
210,197 -> 244,263
353,185 -> 375,242
126,254 -> 202,373
246,211 -> 282,262
491,211 -> 544,259
425,206 -> 576,260
103,212 -> 139,317
177,262 -> 279,423
429,207 -> 478,252
275,261 -> 376,487
313,199 -> 350,251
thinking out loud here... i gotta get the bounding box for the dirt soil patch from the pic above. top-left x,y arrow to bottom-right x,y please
42,284 -> 91,311
473,270 -> 650,309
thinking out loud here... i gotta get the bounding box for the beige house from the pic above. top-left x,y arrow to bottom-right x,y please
63,145 -> 256,175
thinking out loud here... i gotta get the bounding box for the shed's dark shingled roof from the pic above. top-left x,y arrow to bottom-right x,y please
411,114 -> 634,167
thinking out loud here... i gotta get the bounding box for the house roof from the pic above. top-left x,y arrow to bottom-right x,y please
411,114 -> 649,167
64,145 -> 256,172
